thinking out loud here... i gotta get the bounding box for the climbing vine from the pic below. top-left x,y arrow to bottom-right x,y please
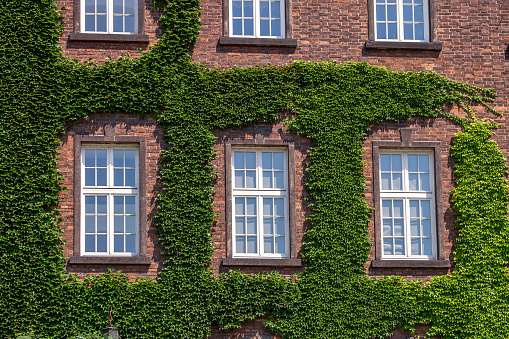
0,0 -> 507,338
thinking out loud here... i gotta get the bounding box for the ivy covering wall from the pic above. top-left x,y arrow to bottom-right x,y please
0,0 -> 507,338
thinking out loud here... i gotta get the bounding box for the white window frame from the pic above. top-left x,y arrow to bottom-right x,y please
229,0 -> 286,39
81,145 -> 140,256
374,0 -> 429,42
379,149 -> 436,260
81,0 -> 139,34
231,148 -> 289,258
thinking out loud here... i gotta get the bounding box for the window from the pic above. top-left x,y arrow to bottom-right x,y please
81,0 -> 138,34
229,0 -> 285,38
81,146 -> 140,256
232,149 -> 289,257
379,151 -> 436,259
374,0 -> 429,42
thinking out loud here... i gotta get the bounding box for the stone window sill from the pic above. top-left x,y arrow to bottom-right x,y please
365,41 -> 443,51
222,258 -> 302,267
219,37 -> 297,47
69,33 -> 150,43
69,256 -> 152,265
371,259 -> 450,268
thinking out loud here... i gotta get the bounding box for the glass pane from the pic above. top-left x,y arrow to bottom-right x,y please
85,15 -> 95,31
382,200 -> 392,217
408,155 -> 418,172
411,238 -> 421,255
126,235 -> 136,253
419,155 -> 429,172
262,152 -> 272,170
420,173 -> 430,191
422,219 -> 431,237
114,235 -> 124,252
114,169 -> 124,186
263,171 -> 272,188
85,196 -> 95,214
414,5 -> 423,21
415,23 -> 424,40
113,16 -> 122,33
97,235 -> 107,252
275,236 -> 285,254
260,19 -> 270,36
244,19 -> 254,35
125,150 -> 135,167
272,1 -> 281,18
125,169 -> 135,186
85,235 -> 95,252
393,200 -> 403,217
234,152 -> 244,169
403,0 -> 412,3
245,152 -> 256,169
392,173 -> 402,190
273,152 -> 283,170
85,216 -> 95,233
383,219 -> 392,236
422,238 -> 432,256
125,196 -> 136,214
232,1 -> 242,17
264,218 -> 273,235
113,0 -> 123,14
415,0 -> 423,4
394,238 -> 405,255
264,237 -> 274,253
388,22 -> 397,39
125,0 -> 135,15
403,5 -> 412,22
263,198 -> 273,216
96,15 -> 107,32
260,1 -> 269,17
233,19 -> 242,35
246,198 -> 256,215
391,154 -> 401,171
85,0 -> 95,13
97,216 -> 107,233
387,0 -> 396,3
114,216 -> 124,233
97,0 -> 107,13
274,198 -> 284,216
244,1 -> 253,17
114,196 -> 124,214
236,236 -> 246,253
409,173 -> 418,190
96,150 -> 107,167
235,198 -> 244,215
126,215 -> 136,234
85,168 -> 95,186
376,5 -> 385,21
247,236 -> 257,253
271,20 -> 281,37
97,168 -> 107,186
376,0 -> 384,3
409,200 -> 419,218
404,23 -> 413,40
383,238 -> 393,255
381,173 -> 391,190
275,217 -> 285,235
380,154 -> 390,171
236,217 -> 245,234
246,170 -> 256,188
377,23 -> 386,39
393,219 -> 404,236
410,219 -> 420,236
387,5 -> 397,21
421,200 -> 431,218
246,217 -> 257,234
235,170 -> 244,188
97,196 -> 107,214
114,150 -> 123,167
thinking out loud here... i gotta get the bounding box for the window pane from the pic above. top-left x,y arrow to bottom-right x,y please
244,19 -> 254,35
114,216 -> 124,233
126,0 -> 136,15
274,198 -> 284,216
85,150 -> 95,167
410,219 -> 420,236
275,217 -> 285,235
383,238 -> 393,255
125,196 -> 136,214
260,1 -> 269,17
247,236 -> 257,253
96,15 -> 107,32
245,152 -> 256,169
85,235 -> 95,252
126,235 -> 136,253
125,169 -> 135,186
97,168 -> 107,186
392,173 -> 402,190
85,215 -> 95,233
126,215 -> 136,234
85,196 -> 95,213
273,152 -> 283,170
263,198 -> 273,216
235,197 -> 244,215
235,170 -> 244,188
409,173 -> 418,190
233,19 -> 242,35
422,238 -> 432,256
260,19 -> 270,36
263,217 -> 273,235
234,151 -> 244,169
275,236 -> 285,254
420,173 -> 430,191
97,0 -> 107,13
377,23 -> 386,39
393,219 -> 404,236
404,23 -> 413,40
415,0 -> 423,4
126,17 -> 135,34
246,198 -> 256,215
422,219 -> 431,237
408,155 -> 418,172
236,217 -> 245,234
263,171 -> 272,188
380,154 -> 390,171
381,173 -> 391,190
415,23 -> 424,40
274,171 -> 284,189
421,200 -> 431,218
393,200 -> 403,217
382,200 -> 392,217
264,237 -> 274,253
97,235 -> 107,252
409,200 -> 419,218
97,215 -> 107,233
114,150 -> 124,167
232,1 -> 242,17
403,5 -> 412,22
125,150 -> 136,167
246,170 -> 256,188
376,5 -> 385,21
114,235 -> 124,252
394,238 -> 405,255
114,196 -> 124,214
383,219 -> 392,236
114,169 -> 124,186
414,5 -> 423,21
113,16 -> 123,33
387,5 -> 397,21
271,20 -> 281,37
244,1 -> 253,17
236,236 -> 246,253
85,0 -> 95,13
96,150 -> 107,167
246,217 -> 257,234
85,168 -> 95,186
85,15 -> 95,31
262,152 -> 272,170
391,154 -> 401,171
113,0 -> 123,14
419,155 -> 428,172
388,22 -> 397,39
272,1 -> 281,18
411,238 -> 421,255
97,196 -> 107,213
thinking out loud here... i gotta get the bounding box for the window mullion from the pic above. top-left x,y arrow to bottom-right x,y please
398,0 -> 403,41
258,195 -> 262,256
404,197 -> 410,257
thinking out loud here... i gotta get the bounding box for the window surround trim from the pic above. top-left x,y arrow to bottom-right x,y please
371,129 -> 449,268
223,139 -> 301,267
69,135 -> 150,265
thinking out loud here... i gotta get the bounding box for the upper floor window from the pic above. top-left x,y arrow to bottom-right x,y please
82,0 -> 138,34
229,0 -> 285,38
374,0 -> 429,42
